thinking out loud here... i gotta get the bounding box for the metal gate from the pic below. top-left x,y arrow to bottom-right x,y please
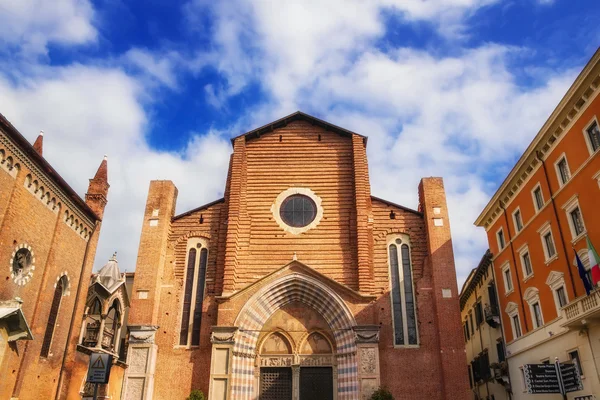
259,367 -> 292,400
300,367 -> 333,400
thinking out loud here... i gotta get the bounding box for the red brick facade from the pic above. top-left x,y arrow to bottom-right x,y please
122,112 -> 469,400
0,115 -> 108,400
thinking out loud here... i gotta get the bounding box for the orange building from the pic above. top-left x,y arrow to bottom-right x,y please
120,112 -> 470,400
0,114 -> 109,399
475,49 -> 600,398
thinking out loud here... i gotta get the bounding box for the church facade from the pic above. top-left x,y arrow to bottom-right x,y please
121,112 -> 469,400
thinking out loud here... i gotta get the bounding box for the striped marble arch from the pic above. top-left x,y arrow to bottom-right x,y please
231,273 -> 359,400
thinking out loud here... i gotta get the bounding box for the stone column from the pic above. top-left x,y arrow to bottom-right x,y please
95,314 -> 107,349
353,325 -> 381,400
292,364 -> 300,400
209,326 -> 238,400
122,325 -> 159,400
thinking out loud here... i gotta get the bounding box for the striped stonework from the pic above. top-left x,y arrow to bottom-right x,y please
231,274 -> 359,399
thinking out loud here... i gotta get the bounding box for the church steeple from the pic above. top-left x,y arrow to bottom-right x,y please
32,130 -> 43,156
85,155 -> 109,219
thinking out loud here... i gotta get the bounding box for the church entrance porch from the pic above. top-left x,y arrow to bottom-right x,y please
209,273 -> 381,400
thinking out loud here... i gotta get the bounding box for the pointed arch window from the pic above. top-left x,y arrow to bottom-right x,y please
104,300 -> 121,351
83,297 -> 102,347
41,276 -> 67,357
180,240 -> 208,346
388,235 -> 418,346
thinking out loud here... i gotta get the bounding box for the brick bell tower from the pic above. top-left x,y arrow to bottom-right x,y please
85,155 -> 109,219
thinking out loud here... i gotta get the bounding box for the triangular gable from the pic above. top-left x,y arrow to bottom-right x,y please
230,111 -> 367,146
217,260 -> 375,303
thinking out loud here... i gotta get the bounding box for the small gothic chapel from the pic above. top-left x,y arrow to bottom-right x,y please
122,112 -> 469,400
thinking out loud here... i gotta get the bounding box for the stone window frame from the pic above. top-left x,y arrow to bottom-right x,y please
501,262 -> 513,295
177,237 -> 209,348
582,115 -> 600,156
386,234 -> 419,348
546,271 -> 568,314
505,302 -> 522,340
517,244 -> 534,281
271,187 -> 324,235
512,207 -> 524,234
496,227 -> 506,252
531,183 -> 545,214
562,195 -> 587,242
553,153 -> 571,188
40,275 -> 68,358
537,221 -> 557,264
523,287 -> 544,330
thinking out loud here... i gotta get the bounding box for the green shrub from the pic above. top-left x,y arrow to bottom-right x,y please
370,387 -> 394,400
187,389 -> 205,400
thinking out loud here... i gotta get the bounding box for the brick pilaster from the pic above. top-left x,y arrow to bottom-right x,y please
128,180 -> 178,326
418,177 -> 469,400
352,135 -> 374,294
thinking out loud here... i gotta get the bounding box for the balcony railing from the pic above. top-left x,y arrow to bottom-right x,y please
562,289 -> 600,327
484,304 -> 500,328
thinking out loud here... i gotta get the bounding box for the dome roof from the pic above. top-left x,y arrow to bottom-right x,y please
97,252 -> 122,292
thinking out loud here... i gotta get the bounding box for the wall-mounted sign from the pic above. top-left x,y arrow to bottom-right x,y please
87,353 -> 113,384
523,361 -> 583,396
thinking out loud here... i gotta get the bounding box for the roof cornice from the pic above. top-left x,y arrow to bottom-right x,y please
475,47 -> 600,229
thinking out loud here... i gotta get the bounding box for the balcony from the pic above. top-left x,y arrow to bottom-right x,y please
562,289 -> 600,328
484,304 -> 500,328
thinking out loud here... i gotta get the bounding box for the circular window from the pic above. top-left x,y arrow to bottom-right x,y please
10,244 -> 35,286
13,248 -> 32,275
271,188 -> 324,234
280,195 -> 317,228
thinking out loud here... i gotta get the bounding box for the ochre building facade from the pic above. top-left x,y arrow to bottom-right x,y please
0,114 -> 109,400
122,112 -> 469,400
475,49 -> 600,398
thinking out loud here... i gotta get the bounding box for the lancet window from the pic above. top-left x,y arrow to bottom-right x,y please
180,239 -> 208,346
41,275 -> 68,357
388,235 -> 418,346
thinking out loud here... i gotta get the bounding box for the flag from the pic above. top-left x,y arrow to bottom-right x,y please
586,236 -> 600,286
575,249 -> 593,295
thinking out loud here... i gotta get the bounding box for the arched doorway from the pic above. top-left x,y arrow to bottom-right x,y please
256,305 -> 337,400
231,274 -> 359,400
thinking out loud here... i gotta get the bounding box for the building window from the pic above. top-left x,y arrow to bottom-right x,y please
464,322 -> 469,342
388,236 -> 418,346
556,286 -> 567,308
538,222 -> 557,261
585,119 -> 600,154
547,271 -> 568,314
563,197 -> 586,240
469,312 -> 475,336
468,365 -> 473,388
513,209 -> 523,233
512,314 -> 522,338
82,298 -> 102,347
519,247 -> 533,278
555,156 -> 570,186
280,194 -> 317,228
532,185 -> 544,212
104,300 -> 122,352
532,302 -> 543,329
475,301 -> 483,327
502,263 -> 513,294
524,287 -> 544,329
497,340 -> 506,363
179,240 -> 209,346
569,349 -> 583,375
41,276 -> 67,357
497,228 -> 506,251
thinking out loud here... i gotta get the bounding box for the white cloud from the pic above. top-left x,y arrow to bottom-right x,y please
180,0 -> 577,286
0,0 -> 97,56
123,49 -> 181,89
0,64 -> 231,271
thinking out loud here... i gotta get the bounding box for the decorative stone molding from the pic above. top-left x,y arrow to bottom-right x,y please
270,187 -> 324,235
0,133 -> 95,227
210,326 -> 238,344
128,325 -> 159,344
353,325 -> 380,344
54,272 -> 71,296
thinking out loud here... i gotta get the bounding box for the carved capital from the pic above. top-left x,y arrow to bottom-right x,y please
353,325 -> 380,344
210,326 -> 238,344
128,325 -> 159,344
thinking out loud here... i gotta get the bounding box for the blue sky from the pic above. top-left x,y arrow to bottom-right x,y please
1,0 -> 599,286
